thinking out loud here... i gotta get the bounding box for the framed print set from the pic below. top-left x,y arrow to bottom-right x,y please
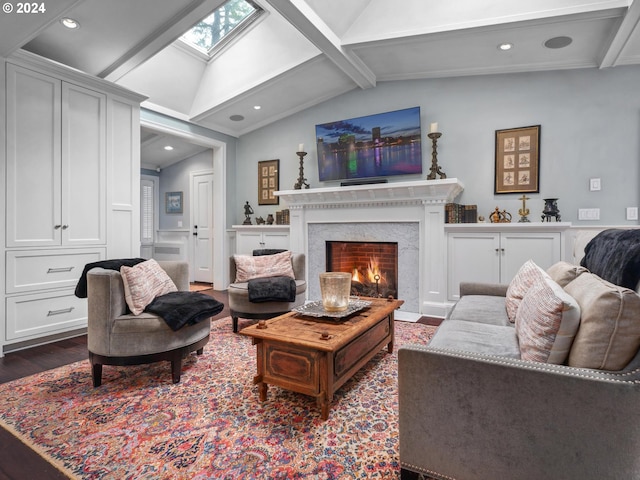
258,159 -> 279,205
495,125 -> 540,194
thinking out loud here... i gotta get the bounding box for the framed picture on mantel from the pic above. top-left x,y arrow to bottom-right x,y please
258,159 -> 279,205
495,125 -> 540,194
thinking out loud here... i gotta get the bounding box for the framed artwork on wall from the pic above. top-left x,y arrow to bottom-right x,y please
165,191 -> 183,213
258,159 -> 279,205
495,125 -> 540,194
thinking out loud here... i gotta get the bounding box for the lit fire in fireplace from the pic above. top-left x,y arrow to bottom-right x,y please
352,256 -> 386,287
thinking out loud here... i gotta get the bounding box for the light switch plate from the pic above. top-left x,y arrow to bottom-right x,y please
578,208 -> 600,220
627,207 -> 638,221
589,178 -> 601,191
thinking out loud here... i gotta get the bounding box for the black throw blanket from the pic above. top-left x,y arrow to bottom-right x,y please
248,276 -> 297,303
145,291 -> 224,331
580,229 -> 640,290
75,258 -> 146,298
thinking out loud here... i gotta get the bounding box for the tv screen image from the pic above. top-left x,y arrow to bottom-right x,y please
316,106 -> 422,182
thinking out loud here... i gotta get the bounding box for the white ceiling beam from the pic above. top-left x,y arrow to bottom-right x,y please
264,0 -> 376,89
101,0 -> 226,81
599,0 -> 640,68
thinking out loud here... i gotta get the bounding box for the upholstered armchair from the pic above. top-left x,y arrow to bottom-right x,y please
86,261 -> 213,386
228,251 -> 306,332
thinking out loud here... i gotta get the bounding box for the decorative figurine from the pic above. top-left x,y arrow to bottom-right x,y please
255,216 -> 265,225
266,214 -> 274,225
490,207 -> 512,223
518,195 -> 531,222
542,198 -> 561,222
243,201 -> 254,225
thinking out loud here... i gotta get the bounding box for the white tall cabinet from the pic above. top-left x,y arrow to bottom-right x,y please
446,223 -> 571,300
1,52 -> 145,356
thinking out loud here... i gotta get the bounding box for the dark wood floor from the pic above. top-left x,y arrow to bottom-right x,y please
0,287 -> 228,480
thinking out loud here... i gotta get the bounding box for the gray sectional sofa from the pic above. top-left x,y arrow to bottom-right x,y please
399,229 -> 640,480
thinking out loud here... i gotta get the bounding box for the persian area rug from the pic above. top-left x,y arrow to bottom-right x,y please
0,319 -> 435,479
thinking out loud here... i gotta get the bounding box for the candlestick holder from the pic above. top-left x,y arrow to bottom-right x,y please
294,151 -> 310,189
426,132 -> 447,180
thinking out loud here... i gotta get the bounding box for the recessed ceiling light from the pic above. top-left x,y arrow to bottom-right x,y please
230,114 -> 245,121
164,145 -> 174,151
61,18 -> 80,29
544,36 -> 573,49
498,43 -> 513,51
253,105 -> 261,110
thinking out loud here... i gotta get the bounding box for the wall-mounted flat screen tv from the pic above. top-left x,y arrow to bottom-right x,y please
316,106 -> 422,182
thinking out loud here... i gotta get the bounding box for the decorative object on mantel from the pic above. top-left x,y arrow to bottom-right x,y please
243,201 -> 254,225
255,216 -> 265,225
258,159 -> 280,205
495,125 -> 540,194
541,198 -> 561,222
489,206 -> 512,223
294,144 -> 310,190
266,214 -> 274,225
275,209 -> 290,225
518,194 -> 531,222
426,122 -> 447,180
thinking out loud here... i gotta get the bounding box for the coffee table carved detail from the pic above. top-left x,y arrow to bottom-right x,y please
241,297 -> 404,419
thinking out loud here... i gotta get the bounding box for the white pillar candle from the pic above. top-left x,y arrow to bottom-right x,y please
429,122 -> 438,133
298,143 -> 304,152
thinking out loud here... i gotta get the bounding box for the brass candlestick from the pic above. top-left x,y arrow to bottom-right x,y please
426,132 -> 447,180
294,151 -> 310,189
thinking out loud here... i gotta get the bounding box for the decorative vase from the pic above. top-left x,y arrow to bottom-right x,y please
319,272 -> 351,312
542,198 -> 561,222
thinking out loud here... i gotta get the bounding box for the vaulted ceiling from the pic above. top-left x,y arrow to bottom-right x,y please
2,0 -> 640,143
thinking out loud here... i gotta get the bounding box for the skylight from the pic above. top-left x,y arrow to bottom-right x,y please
180,0 -> 262,58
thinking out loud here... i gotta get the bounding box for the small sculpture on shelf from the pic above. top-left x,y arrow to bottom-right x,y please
541,198 -> 561,222
255,216 -> 265,225
518,195 -> 531,223
490,206 -> 512,223
266,214 -> 274,225
243,201 -> 254,225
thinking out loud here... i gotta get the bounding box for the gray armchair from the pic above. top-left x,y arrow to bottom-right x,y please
228,253 -> 306,332
87,261 -> 211,386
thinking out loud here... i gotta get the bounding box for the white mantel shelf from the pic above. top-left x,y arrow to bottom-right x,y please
275,178 -> 464,208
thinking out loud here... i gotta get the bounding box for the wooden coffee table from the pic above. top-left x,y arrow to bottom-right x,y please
240,296 -> 404,420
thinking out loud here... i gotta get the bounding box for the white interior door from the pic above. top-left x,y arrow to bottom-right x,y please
191,172 -> 214,283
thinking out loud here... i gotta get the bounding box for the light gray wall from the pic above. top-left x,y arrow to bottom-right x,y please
159,150 -> 212,230
236,66 -> 640,225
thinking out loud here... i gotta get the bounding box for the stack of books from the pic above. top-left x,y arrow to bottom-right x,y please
445,203 -> 478,223
275,209 -> 290,225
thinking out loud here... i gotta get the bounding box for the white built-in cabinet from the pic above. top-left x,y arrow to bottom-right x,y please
446,223 -> 571,300
1,52 -> 145,356
232,225 -> 290,255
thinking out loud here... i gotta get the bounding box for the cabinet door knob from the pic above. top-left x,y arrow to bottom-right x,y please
62,225 -> 69,229
54,224 -> 62,229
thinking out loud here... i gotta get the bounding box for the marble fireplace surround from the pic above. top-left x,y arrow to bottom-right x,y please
276,179 -> 464,317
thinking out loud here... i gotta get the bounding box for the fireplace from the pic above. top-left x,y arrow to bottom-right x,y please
326,241 -> 398,299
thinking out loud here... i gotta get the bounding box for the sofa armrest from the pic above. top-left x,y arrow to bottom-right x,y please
398,345 -> 640,480
459,281 -> 508,297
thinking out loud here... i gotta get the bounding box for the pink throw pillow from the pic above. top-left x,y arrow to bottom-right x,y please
505,260 -> 545,322
120,259 -> 177,315
234,251 -> 295,282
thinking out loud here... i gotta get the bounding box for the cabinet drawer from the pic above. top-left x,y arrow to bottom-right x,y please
6,290 -> 87,341
6,248 -> 105,294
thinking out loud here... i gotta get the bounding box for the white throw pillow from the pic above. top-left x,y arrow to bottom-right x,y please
515,275 -> 581,364
120,259 -> 177,315
233,250 -> 295,283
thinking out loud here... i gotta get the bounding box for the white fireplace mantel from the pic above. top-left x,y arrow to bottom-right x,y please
275,178 -> 464,208
276,179 -> 465,317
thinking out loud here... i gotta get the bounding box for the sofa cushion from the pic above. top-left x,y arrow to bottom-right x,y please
515,275 -> 581,364
233,250 -> 295,282
447,295 -> 511,326
565,273 -> 640,370
428,320 -> 520,358
546,261 -> 588,288
120,259 -> 177,315
505,260 -> 546,323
